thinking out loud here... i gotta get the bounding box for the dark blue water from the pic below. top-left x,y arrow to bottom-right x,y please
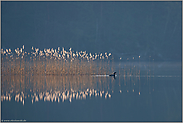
1,62 -> 182,122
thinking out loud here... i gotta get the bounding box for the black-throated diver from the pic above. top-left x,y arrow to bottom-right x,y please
109,72 -> 116,76
91,72 -> 116,79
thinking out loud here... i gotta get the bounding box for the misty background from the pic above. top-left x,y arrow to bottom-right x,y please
1,1 -> 182,61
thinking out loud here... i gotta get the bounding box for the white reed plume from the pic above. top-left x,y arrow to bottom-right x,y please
72,92 -> 75,98
69,48 -> 72,51
63,51 -> 67,56
5,95 -> 8,101
105,93 -> 107,99
2,50 -> 6,55
35,48 -> 39,53
69,95 -> 72,102
86,88 -> 89,92
80,53 -> 85,58
35,95 -> 39,102
67,53 -> 69,59
44,49 -> 46,53
20,48 -> 22,53
76,92 -> 78,99
100,91 -> 102,97
76,51 -> 78,57
54,95 -> 57,102
100,53 -> 102,57
84,53 -> 88,59
58,97 -> 60,103
79,52 -> 81,57
39,50 -> 44,56
89,53 -> 92,57
8,49 -> 12,54
46,94 -> 51,101
51,48 -> 54,53
45,53 -> 49,57
39,93 -> 43,100
108,94 -> 111,98
82,93 -> 86,99
53,50 -> 58,57
73,53 -> 76,57
32,52 -> 36,56
47,48 -> 51,53
108,53 -> 111,56
62,47 -> 65,53
84,91 -> 88,96
105,52 -> 108,59
95,54 -> 98,59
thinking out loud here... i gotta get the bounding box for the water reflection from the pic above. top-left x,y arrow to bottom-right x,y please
1,62 -> 181,122
1,61 -> 181,106
1,75 -> 112,105
1,70 -> 156,105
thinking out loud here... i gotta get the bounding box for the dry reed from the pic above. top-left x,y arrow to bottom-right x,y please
1,46 -> 113,76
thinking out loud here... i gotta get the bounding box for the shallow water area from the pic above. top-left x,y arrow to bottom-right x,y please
1,62 -> 181,122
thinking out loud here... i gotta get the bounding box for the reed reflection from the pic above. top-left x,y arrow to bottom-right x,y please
1,71 -> 156,106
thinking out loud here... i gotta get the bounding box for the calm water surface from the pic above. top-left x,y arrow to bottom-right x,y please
1,62 -> 182,122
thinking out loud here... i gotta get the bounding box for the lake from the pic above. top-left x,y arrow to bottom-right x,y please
1,61 -> 182,122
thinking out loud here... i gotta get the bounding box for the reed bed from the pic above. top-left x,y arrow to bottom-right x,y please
1,45 -> 113,76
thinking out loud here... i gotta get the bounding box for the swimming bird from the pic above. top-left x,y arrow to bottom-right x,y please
91,72 -> 116,79
109,72 -> 116,76
109,72 -> 117,79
